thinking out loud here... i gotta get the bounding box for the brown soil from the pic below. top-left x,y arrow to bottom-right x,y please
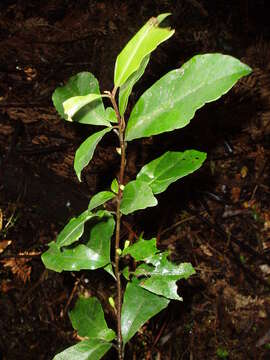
0,1 -> 270,359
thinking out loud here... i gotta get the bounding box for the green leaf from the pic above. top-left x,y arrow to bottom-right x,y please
114,13 -> 174,87
140,277 -> 182,300
41,242 -> 102,272
88,191 -> 115,211
53,339 -> 112,360
86,215 -> 115,269
42,211 -> 114,272
104,264 -> 116,280
105,107 -> 118,123
122,238 -> 158,261
125,54 -> 252,141
144,252 -> 195,280
120,180 -> 157,215
52,72 -> 110,126
110,178 -> 119,194
137,150 -> 207,194
119,55 -> 150,116
122,266 -> 130,280
121,280 -> 169,344
54,210 -> 93,248
134,253 -> 195,301
63,94 -> 107,121
74,128 -> 112,181
69,297 -> 115,341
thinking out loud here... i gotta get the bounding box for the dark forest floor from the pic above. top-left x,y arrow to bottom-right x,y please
0,1 -> 270,359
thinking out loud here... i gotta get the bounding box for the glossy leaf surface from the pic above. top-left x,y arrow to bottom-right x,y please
140,277 -> 182,300
137,150 -> 207,194
74,128 -> 111,181
122,237 -> 158,261
125,54 -> 252,141
54,210 -> 93,248
121,280 -> 169,344
119,55 -> 150,116
136,253 -> 195,300
120,180 -> 157,215
144,252 -> 195,280
53,339 -> 112,360
63,94 -> 106,121
69,297 -> 115,341
88,191 -> 115,211
52,72 -> 110,126
85,215 -> 115,269
114,13 -> 174,87
41,242 -> 104,272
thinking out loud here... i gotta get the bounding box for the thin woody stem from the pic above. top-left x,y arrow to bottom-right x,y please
109,87 -> 126,360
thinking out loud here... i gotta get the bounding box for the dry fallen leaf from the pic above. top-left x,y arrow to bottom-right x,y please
240,166 -> 248,178
0,240 -> 12,254
231,187 -> 241,203
1,257 -> 32,283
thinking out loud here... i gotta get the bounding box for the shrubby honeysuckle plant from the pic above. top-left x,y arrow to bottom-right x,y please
41,13 -> 251,360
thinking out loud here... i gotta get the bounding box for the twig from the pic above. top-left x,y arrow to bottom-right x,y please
108,86 -> 126,360
62,276 -> 82,317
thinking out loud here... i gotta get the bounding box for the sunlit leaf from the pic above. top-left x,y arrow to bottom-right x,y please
114,13 -> 174,87
88,191 -> 115,211
122,237 -> 158,261
125,54 -> 252,141
63,94 -> 108,121
120,180 -> 157,215
54,210 -> 93,248
119,55 -> 150,116
52,72 -> 110,126
137,150 -> 207,194
74,127 -> 112,182
53,339 -> 112,360
69,297 -> 115,341
121,280 -> 169,344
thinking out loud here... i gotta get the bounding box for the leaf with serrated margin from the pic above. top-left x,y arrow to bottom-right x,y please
52,72 -> 110,126
135,252 -> 195,300
74,128 -> 112,182
114,13 -> 174,87
125,54 -> 252,141
137,150 -> 207,194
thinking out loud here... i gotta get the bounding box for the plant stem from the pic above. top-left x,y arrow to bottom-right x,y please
110,87 -> 126,360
